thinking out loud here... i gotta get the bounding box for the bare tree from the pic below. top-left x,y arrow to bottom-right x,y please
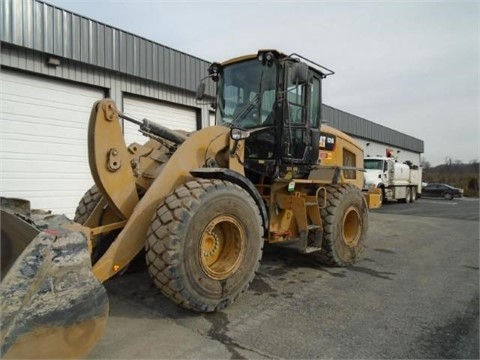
421,157 -> 431,169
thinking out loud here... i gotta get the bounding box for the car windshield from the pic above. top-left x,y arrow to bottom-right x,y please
364,159 -> 383,170
216,59 -> 277,129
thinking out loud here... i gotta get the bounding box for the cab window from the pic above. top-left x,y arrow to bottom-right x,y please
343,148 -> 356,179
310,77 -> 321,129
286,72 -> 305,125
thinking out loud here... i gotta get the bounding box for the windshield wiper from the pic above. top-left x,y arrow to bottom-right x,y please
231,93 -> 260,127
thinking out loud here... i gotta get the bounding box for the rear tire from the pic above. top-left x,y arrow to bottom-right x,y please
319,184 -> 368,266
398,187 -> 411,204
145,179 -> 263,312
410,187 -> 417,203
73,186 -> 118,265
405,187 -> 412,203
74,186 -> 102,224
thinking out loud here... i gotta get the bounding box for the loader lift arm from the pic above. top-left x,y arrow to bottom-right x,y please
87,99 -> 233,282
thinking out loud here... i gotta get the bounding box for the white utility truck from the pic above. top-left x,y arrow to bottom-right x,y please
363,149 -> 422,204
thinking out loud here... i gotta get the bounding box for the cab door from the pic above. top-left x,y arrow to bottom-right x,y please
281,63 -> 322,176
282,63 -> 308,162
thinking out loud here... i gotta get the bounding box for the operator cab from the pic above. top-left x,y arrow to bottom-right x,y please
200,50 -> 334,181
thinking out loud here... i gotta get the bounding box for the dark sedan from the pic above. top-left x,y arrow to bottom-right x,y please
421,183 -> 464,200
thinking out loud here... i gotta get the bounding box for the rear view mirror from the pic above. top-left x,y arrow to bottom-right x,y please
290,62 -> 309,85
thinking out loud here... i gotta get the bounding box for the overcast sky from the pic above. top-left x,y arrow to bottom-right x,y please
47,0 -> 479,166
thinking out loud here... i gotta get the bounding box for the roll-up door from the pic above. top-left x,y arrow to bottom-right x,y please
123,95 -> 198,145
209,111 -> 216,127
0,69 -> 104,218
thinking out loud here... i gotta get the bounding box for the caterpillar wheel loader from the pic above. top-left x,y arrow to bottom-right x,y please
0,49 -> 380,358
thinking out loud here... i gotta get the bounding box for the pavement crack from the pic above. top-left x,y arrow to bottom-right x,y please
205,311 -> 276,359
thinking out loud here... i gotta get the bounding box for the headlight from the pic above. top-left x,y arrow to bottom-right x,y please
231,128 -> 250,140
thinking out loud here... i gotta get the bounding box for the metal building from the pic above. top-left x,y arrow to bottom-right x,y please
0,0 -> 424,217
323,105 -> 424,166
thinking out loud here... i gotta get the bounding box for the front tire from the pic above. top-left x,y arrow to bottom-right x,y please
319,184 -> 368,266
379,186 -> 387,204
145,179 -> 264,312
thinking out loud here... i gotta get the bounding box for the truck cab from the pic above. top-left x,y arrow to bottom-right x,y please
363,156 -> 389,190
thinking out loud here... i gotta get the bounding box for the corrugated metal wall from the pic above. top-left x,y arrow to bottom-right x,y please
0,44 -> 212,125
1,0 -> 215,95
323,104 -> 424,153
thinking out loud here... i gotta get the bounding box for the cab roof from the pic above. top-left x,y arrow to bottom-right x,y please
218,50 -> 334,77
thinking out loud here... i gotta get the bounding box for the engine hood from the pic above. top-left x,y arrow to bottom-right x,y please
364,170 -> 383,186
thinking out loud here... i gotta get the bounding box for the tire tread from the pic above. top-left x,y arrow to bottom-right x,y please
146,179 -> 263,312
319,184 -> 367,267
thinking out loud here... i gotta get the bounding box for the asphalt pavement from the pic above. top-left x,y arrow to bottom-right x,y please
88,197 -> 479,359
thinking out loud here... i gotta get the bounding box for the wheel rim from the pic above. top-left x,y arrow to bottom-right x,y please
200,215 -> 246,280
342,206 -> 361,247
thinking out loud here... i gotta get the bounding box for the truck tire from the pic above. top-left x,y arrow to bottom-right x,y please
410,187 -> 417,203
74,186 -> 101,224
398,187 -> 411,204
405,187 -> 412,203
380,186 -> 387,204
319,184 -> 368,266
146,179 -> 264,312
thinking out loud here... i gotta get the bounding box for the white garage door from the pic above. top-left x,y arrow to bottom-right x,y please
209,111 -> 216,127
0,69 -> 104,218
123,95 -> 197,145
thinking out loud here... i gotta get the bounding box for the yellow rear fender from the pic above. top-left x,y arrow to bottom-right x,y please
92,125 -> 231,282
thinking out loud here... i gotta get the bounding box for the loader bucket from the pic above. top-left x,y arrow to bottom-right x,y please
1,209 -> 39,280
0,208 -> 109,359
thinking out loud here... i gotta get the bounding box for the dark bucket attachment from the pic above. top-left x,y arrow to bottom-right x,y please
0,207 -> 109,359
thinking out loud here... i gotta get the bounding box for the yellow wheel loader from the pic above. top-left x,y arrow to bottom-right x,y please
0,50 -> 380,358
